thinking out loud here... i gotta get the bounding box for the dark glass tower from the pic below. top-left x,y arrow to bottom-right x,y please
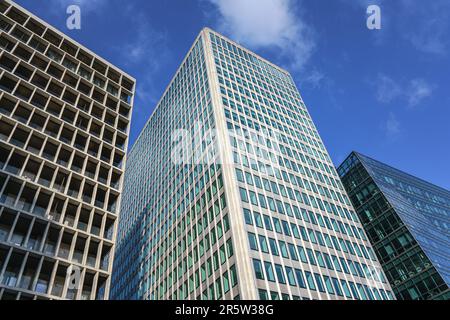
338,152 -> 450,300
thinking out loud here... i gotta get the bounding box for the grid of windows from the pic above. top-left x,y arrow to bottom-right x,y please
0,0 -> 134,300
112,28 -> 393,300
111,33 -> 239,300
339,152 -> 450,300
209,30 -> 393,300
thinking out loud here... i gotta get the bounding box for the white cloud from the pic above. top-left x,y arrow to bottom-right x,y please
383,112 -> 401,139
375,74 -> 402,104
375,74 -> 433,107
205,0 -> 315,70
303,69 -> 325,89
407,79 -> 433,107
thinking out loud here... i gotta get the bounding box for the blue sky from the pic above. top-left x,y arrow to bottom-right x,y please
15,0 -> 450,190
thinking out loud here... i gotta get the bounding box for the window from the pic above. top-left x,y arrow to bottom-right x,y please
243,209 -> 253,225
263,215 -> 273,231
268,238 -> 279,256
285,267 -> 296,286
264,262 -> 275,282
324,276 -> 335,295
253,259 -> 264,280
297,246 -> 308,263
305,271 -> 316,290
314,273 -> 325,293
274,264 -> 286,284
253,212 -> 263,228
248,232 -> 258,251
306,248 -> 316,265
294,269 -> 306,288
332,277 -> 343,296
341,280 -> 352,298
279,241 -> 289,258
258,235 -> 269,253
239,187 -> 248,202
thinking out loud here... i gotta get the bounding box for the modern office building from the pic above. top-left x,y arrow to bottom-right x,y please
0,0 -> 134,300
111,28 -> 393,300
338,152 -> 450,300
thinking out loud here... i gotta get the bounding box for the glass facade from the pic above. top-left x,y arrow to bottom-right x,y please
111,28 -> 393,300
338,152 -> 450,300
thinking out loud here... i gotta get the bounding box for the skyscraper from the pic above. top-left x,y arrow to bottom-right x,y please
0,0 -> 134,300
338,152 -> 450,300
111,28 -> 393,300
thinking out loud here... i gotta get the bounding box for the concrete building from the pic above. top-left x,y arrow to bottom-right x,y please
0,0 -> 134,300
111,28 -> 393,300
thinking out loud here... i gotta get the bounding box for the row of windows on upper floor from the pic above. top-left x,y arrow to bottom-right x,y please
233,149 -> 347,210
221,93 -> 323,155
236,158 -> 350,215
136,109 -> 215,169
147,40 -> 206,118
213,58 -> 300,114
213,56 -> 303,119
0,114 -> 125,171
0,158 -> 120,216
0,92 -> 128,153
209,32 -> 292,87
122,129 -> 219,219
158,66 -> 208,112
0,205 -> 114,267
217,71 -> 310,130
121,166 -> 226,246
214,55 -> 305,114
0,27 -> 133,106
242,198 -> 366,245
252,259 -> 392,301
0,43 -> 132,118
231,135 -> 336,188
120,155 -> 222,234
222,91 -> 327,160
224,102 -> 330,169
219,80 -> 318,145
127,162 -> 223,216
343,157 -> 450,213
0,5 -> 135,92
242,207 -> 378,264
0,141 -> 122,203
141,190 -> 228,261
211,47 -> 314,123
361,155 -> 450,204
211,42 -> 292,88
248,231 -> 383,283
126,71 -> 210,163
128,110 -> 215,175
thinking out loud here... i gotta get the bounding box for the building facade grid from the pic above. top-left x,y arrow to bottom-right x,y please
112,28 -> 393,300
0,0 -> 134,300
